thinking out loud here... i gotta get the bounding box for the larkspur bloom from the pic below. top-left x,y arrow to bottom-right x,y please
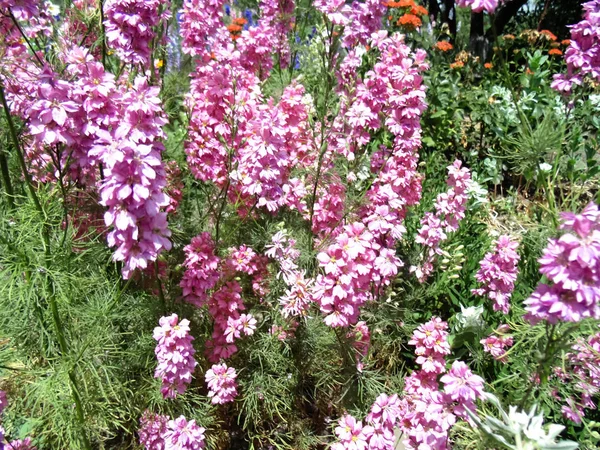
480,334 -> 513,363
552,0 -> 600,93
104,0 -> 171,66
7,438 -> 37,450
332,414 -> 374,450
180,233 -> 221,307
457,0 -> 500,14
153,314 -> 197,398
440,360 -> 485,403
164,416 -> 206,450
413,160 -> 471,282
472,235 -> 520,314
139,410 -> 169,450
90,76 -> 172,279
524,202 -> 600,324
205,363 -> 238,404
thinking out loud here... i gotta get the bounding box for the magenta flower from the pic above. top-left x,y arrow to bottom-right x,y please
524,202 -> 600,324
103,0 -> 170,66
440,361 -> 485,403
205,363 -> 238,404
552,0 -> 600,93
457,0 -> 499,14
7,438 -> 37,450
139,410 -> 169,450
164,416 -> 206,450
153,314 -> 197,398
480,334 -> 513,363
180,233 -> 220,307
333,415 -> 374,450
472,235 -> 520,314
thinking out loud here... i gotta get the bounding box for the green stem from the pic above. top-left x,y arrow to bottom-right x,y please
99,0 -> 107,68
0,82 -> 50,253
46,276 -> 92,450
0,148 -> 14,209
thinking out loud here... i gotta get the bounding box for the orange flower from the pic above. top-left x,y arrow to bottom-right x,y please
434,41 -> 453,52
411,4 -> 428,16
484,62 -> 493,69
540,29 -> 557,41
227,24 -> 243,33
397,13 -> 421,30
502,34 -> 515,40
398,0 -> 414,6
233,17 -> 247,26
526,68 -> 534,75
450,61 -> 464,69
549,48 -> 563,56
388,14 -> 393,20
561,39 -> 571,46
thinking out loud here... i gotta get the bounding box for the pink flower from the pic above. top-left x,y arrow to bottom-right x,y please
552,0 -> 600,94
205,363 -> 238,404
524,202 -> 600,324
180,233 -> 221,307
139,410 -> 169,450
440,361 -> 485,403
7,438 -> 37,450
164,416 -> 206,450
153,314 -> 197,398
472,235 -> 520,314
480,334 -> 513,363
103,0 -> 170,66
333,415 -> 374,450
457,0 -> 499,14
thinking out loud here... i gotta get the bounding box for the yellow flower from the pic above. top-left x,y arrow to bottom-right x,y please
156,59 -> 164,68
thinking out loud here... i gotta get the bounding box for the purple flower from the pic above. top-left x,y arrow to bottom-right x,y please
164,416 -> 206,450
472,235 -> 520,314
440,361 -> 485,403
205,363 -> 238,404
153,314 -> 197,398
139,410 -> 169,450
524,202 -> 600,324
103,0 -> 171,66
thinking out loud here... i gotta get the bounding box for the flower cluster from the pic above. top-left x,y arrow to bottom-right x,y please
205,363 -> 238,404
153,314 -> 197,398
552,0 -> 600,93
139,410 -> 169,450
524,202 -> 600,324
400,317 -> 485,449
457,0 -> 500,14
549,332 -> 600,424
103,0 -> 170,66
7,438 -> 37,450
331,393 -> 403,450
206,281 -> 257,362
472,235 -> 520,314
265,230 -> 314,317
312,223 -> 379,327
412,160 -> 472,282
164,416 -> 206,450
90,76 -> 171,279
481,333 -> 514,363
181,0 -> 225,56
180,233 -> 221,307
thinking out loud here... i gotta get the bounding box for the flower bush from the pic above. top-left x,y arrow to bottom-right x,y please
0,0 -> 599,449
